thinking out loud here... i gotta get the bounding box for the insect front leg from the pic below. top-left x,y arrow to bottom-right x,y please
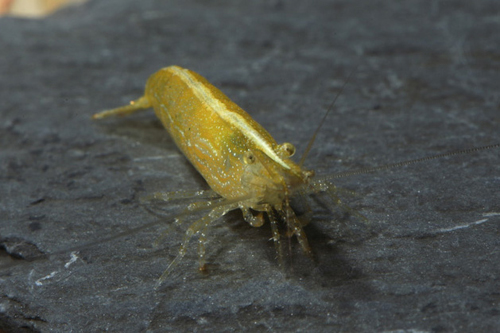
280,203 -> 313,258
266,207 -> 284,268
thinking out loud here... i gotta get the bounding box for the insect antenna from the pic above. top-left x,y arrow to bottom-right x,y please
314,143 -> 500,182
299,67 -> 357,167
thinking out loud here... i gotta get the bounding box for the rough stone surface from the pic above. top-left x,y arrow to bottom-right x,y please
1,0 -> 499,331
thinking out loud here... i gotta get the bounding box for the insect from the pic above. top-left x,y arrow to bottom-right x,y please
92,66 -> 349,282
93,66 -> 498,283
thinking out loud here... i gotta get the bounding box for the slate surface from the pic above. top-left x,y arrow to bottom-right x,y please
1,0 -> 499,331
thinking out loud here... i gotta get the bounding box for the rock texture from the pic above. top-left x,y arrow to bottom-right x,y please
1,0 -> 499,331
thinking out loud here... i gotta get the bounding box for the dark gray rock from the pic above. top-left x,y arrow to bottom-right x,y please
1,0 -> 499,331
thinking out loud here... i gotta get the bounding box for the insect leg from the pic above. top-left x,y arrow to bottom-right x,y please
197,223 -> 209,272
157,201 -> 239,284
92,96 -> 151,119
152,216 -> 185,248
241,207 -> 265,227
152,198 -> 234,251
140,189 -> 220,204
266,207 -> 284,268
282,204 -> 313,258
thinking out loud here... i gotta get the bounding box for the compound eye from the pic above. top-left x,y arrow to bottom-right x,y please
278,142 -> 296,157
243,151 -> 256,164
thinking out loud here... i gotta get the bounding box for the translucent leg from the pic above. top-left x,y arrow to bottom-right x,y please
266,207 -> 283,267
153,197 -> 240,250
241,207 -> 265,227
185,198 -> 228,212
197,224 -> 209,272
145,189 -> 220,202
152,216 -> 185,248
92,96 -> 151,119
157,201 -> 239,285
140,189 -> 220,204
281,203 -> 312,258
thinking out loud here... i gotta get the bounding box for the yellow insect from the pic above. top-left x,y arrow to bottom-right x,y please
93,65 -> 341,282
93,66 -> 498,283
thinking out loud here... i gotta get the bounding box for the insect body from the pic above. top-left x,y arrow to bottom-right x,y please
93,66 -> 331,281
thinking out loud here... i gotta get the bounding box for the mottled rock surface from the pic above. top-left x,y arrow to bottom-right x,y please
1,0 -> 499,331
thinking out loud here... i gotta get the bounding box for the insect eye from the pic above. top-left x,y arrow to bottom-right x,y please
243,151 -> 256,164
278,142 -> 296,157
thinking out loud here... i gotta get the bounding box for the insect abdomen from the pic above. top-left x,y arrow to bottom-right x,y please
145,66 -> 276,199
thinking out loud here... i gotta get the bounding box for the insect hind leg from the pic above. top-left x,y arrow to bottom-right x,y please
157,200 -> 239,285
140,189 -> 220,204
